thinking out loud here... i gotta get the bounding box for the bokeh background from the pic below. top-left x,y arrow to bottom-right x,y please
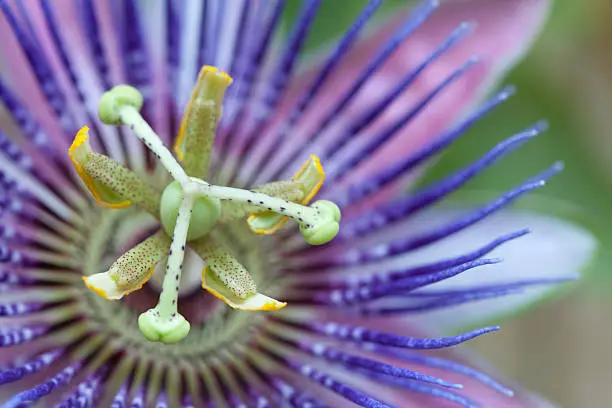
289,1 -> 612,406
459,2 -> 612,406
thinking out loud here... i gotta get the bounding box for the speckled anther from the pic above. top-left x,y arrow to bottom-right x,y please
174,66 -> 232,169
192,237 -> 257,299
83,232 -> 170,300
83,152 -> 161,215
69,126 -> 131,209
193,237 -> 286,312
248,155 -> 325,235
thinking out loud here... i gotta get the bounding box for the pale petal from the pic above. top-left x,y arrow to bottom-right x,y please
397,207 -> 597,331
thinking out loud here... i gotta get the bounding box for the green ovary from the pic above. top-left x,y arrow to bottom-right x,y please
159,180 -> 221,241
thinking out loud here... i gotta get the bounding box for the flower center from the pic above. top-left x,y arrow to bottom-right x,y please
69,65 -> 341,343
80,203 -> 278,355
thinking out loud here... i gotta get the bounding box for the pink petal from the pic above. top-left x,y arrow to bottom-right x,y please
243,0 -> 550,192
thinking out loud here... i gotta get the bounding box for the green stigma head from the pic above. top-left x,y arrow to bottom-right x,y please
138,309 -> 191,344
98,85 -> 143,125
300,200 -> 341,245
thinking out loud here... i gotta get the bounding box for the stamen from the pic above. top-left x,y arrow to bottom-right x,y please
193,237 -> 257,298
69,126 -> 131,209
83,231 -> 170,300
201,267 -> 286,311
97,74 -> 340,245
83,152 -> 161,215
174,66 -> 232,167
191,237 -> 286,311
247,155 -> 325,235
254,179 -> 306,199
176,99 -> 216,177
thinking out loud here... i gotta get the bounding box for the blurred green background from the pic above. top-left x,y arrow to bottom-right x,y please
460,2 -> 612,406
425,0 -> 612,288
286,1 -> 612,406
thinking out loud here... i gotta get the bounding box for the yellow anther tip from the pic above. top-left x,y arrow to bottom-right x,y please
70,126 -> 89,153
175,66 -> 233,161
247,213 -> 288,235
68,126 -> 131,209
201,65 -> 232,84
83,267 -> 155,301
201,267 -> 287,311
69,126 -> 90,175
297,155 -> 325,203
247,155 -> 326,235
260,300 -> 288,311
82,276 -> 110,300
219,71 -> 232,83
